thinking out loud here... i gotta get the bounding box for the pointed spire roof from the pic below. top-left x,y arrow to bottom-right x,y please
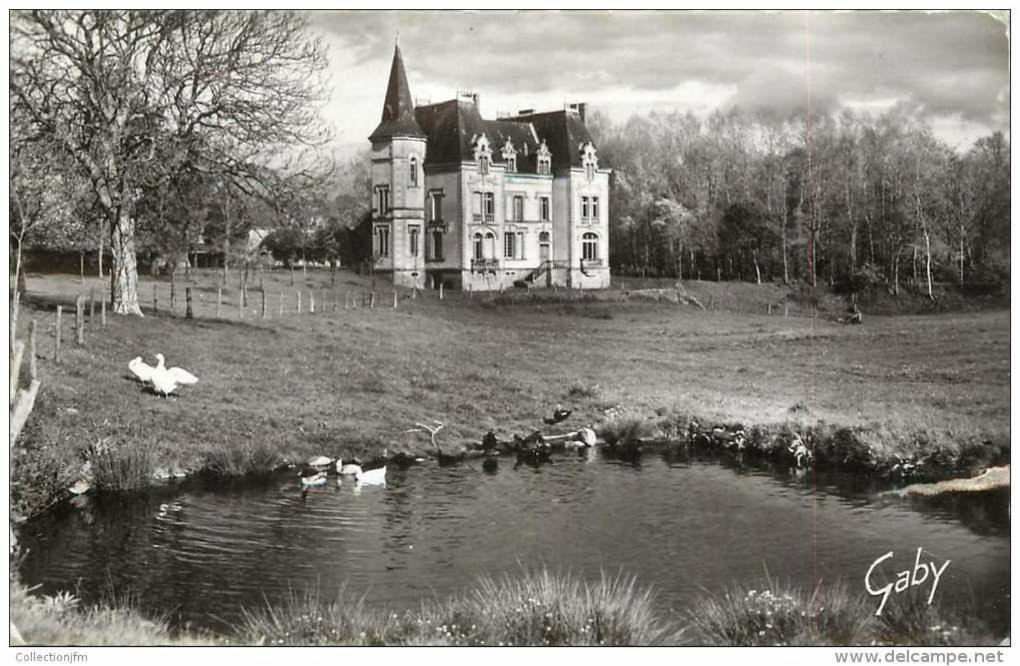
369,44 -> 425,141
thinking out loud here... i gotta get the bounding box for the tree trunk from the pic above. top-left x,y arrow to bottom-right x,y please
97,225 -> 104,279
922,226 -> 934,301
753,252 -> 761,284
959,227 -> 965,286
79,250 -> 85,284
110,207 -> 143,315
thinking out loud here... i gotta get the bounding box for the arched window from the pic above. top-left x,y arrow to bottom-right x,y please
582,232 -> 599,261
473,134 -> 493,176
484,231 -> 496,259
539,231 -> 550,243
409,156 -> 419,187
473,232 -> 484,260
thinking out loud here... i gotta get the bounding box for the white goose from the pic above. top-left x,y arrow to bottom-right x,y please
149,353 -> 199,397
355,466 -> 386,486
128,356 -> 158,383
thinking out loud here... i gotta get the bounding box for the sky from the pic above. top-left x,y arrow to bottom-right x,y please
310,10 -> 1009,156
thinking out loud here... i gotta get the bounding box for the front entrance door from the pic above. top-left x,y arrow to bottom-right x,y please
539,243 -> 551,286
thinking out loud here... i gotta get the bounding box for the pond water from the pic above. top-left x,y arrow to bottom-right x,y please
18,450 -> 1010,637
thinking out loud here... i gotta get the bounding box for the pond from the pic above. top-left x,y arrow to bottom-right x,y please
17,449 -> 1010,637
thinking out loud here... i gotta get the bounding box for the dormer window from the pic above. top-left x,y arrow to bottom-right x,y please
536,139 -> 552,175
473,133 -> 493,176
580,141 -> 598,181
501,139 -> 517,174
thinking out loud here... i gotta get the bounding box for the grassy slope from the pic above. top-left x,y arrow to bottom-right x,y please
12,270 -> 1010,517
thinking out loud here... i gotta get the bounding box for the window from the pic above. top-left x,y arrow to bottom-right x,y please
483,192 -> 495,222
502,139 -> 517,173
540,197 -> 550,221
429,192 -> 443,222
375,225 -> 390,257
581,140 -> 599,181
516,231 -> 525,260
504,232 -> 515,259
582,232 -> 599,261
473,233 -> 484,260
581,196 -> 590,221
375,186 -> 390,216
430,230 -> 444,260
536,139 -> 552,175
409,157 -> 418,187
591,197 -> 599,222
484,231 -> 496,258
539,231 -> 550,243
479,155 -> 489,175
513,195 -> 524,222
409,226 -> 420,257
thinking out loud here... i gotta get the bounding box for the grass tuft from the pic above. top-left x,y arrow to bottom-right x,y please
10,581 -> 213,646
567,380 -> 603,400
685,580 -> 995,646
86,438 -> 156,492
597,415 -> 656,446
202,440 -> 283,477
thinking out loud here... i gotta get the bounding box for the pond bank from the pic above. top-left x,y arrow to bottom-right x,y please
11,569 -> 999,646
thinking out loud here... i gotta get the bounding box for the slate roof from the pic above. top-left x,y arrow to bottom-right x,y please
414,99 -> 593,173
369,44 -> 425,141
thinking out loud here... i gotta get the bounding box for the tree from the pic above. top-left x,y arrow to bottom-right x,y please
11,10 -> 331,314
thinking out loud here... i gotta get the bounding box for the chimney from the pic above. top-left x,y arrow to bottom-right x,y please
577,102 -> 587,122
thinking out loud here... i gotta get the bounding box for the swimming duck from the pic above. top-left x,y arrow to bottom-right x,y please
339,462 -> 363,476
299,467 -> 328,486
307,455 -> 336,470
355,466 -> 386,486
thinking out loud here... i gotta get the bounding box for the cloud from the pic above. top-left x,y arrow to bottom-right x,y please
310,10 -> 1008,150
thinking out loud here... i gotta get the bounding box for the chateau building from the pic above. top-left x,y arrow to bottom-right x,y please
368,43 -> 611,291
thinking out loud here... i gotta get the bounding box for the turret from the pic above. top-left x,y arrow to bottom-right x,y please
368,43 -> 427,288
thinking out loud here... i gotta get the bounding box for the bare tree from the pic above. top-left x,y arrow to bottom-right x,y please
11,10 -> 332,314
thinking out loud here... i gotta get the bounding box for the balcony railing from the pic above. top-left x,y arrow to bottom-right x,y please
471,258 -> 500,272
581,258 -> 604,267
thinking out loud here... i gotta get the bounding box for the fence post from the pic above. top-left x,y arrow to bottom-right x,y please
55,306 -> 62,363
297,291 -> 302,313
216,288 -> 222,318
170,273 -> 176,312
310,291 -> 315,314
239,290 -> 244,318
279,291 -> 284,316
29,319 -> 38,380
344,292 -> 350,311
370,292 -> 376,308
768,303 -> 773,316
153,283 -> 158,313
709,295 -> 714,310
101,300 -> 106,326
186,287 -> 194,319
393,290 -> 397,308
439,283 -> 444,301
75,295 -> 84,346
261,289 -> 267,319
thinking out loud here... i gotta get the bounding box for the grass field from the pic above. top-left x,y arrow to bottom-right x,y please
11,268 -> 1010,518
